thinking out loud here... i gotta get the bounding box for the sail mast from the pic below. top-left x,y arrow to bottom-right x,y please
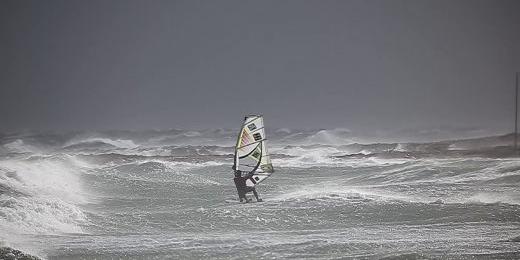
232,117 -> 246,170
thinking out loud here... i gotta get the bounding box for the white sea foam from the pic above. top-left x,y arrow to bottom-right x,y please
101,159 -> 224,185
273,153 -> 410,168
427,191 -> 520,206
447,144 -> 465,151
183,131 -> 202,137
1,130 -> 519,259
303,128 -> 352,145
0,155 -> 90,241
271,145 -> 353,168
460,192 -> 520,205
427,159 -> 520,184
0,196 -> 87,234
152,160 -> 225,171
64,137 -> 138,149
271,183 -> 419,203
393,143 -> 408,152
3,139 -> 40,154
0,156 -> 90,204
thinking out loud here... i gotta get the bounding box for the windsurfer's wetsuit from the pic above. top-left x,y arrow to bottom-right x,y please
233,170 -> 262,202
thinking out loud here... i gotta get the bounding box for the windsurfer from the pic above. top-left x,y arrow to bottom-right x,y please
233,170 -> 262,202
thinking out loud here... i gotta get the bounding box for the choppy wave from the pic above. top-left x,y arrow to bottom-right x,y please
271,185 -> 412,204
0,129 -> 519,258
63,137 -> 138,150
100,159 -> 225,186
1,129 -> 517,158
3,140 -> 37,154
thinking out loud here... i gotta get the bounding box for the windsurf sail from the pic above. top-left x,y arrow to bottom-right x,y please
233,115 -> 274,187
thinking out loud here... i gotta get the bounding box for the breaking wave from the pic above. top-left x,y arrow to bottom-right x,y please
271,185 -> 415,204
63,137 -> 138,150
0,155 -> 90,244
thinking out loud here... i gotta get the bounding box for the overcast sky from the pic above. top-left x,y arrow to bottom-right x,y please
1,0 -> 519,133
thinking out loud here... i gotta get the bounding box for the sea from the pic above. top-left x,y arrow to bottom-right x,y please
0,128 -> 519,259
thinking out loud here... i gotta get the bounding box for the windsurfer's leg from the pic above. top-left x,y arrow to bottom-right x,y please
252,188 -> 262,202
244,191 -> 252,202
238,186 -> 252,202
238,189 -> 246,202
234,179 -> 244,201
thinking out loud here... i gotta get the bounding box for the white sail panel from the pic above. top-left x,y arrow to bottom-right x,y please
233,115 -> 274,187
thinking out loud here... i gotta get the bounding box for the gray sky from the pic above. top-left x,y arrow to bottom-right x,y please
1,0 -> 519,133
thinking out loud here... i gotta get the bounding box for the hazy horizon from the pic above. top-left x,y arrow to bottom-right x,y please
0,124 -> 512,144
